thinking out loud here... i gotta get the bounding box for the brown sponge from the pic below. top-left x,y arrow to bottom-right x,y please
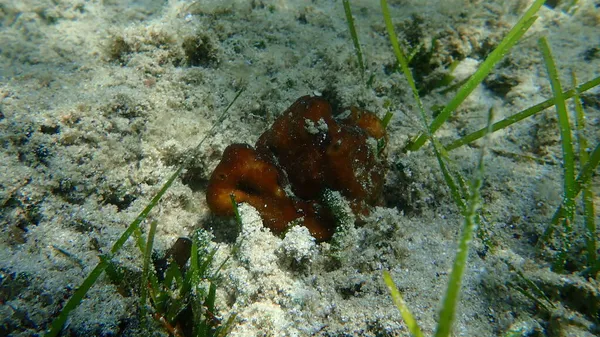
206,95 -> 387,241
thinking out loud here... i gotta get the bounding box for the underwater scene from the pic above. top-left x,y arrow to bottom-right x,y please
1,0 -> 599,336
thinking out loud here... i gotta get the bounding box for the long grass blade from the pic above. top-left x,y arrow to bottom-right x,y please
343,0 -> 365,75
406,0 -> 546,151
381,0 -> 466,213
182,233 -> 202,297
434,106 -> 492,337
380,0 -> 423,116
216,313 -> 238,337
380,0 -> 472,224
45,263 -> 109,337
139,220 -> 158,320
540,142 -> 600,245
445,75 -> 600,151
510,283 -> 552,313
539,37 -> 576,272
571,71 -> 598,276
381,111 -> 394,128
432,140 -> 466,213
382,271 -> 424,337
505,261 -> 555,312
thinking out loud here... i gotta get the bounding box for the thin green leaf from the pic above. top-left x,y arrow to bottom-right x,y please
45,90 -> 242,337
382,271 -> 424,337
509,282 -> 552,312
148,273 -> 165,312
166,297 -> 186,324
434,104 -> 492,337
540,143 -> 600,245
183,236 -> 201,297
199,248 -> 219,278
140,220 -> 158,319
539,37 -> 576,273
189,232 -> 200,276
164,262 -> 184,290
343,0 -> 364,75
504,260 -> 555,312
407,0 -> 545,151
381,111 -> 394,128
196,321 -> 209,337
571,71 -> 598,275
381,0 -> 425,121
514,269 -> 555,310
206,282 -> 217,314
445,76 -> 600,151
432,141 -> 466,213
45,263 -> 109,337
216,314 -> 238,337
133,225 -> 146,254
382,0 -> 469,216
434,170 -> 481,337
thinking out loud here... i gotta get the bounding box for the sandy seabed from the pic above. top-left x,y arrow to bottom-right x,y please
1,0 -> 599,336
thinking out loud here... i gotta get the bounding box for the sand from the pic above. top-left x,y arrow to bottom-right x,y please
1,0 -> 599,336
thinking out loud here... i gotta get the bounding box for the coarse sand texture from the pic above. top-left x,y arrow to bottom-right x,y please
0,0 -> 599,336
